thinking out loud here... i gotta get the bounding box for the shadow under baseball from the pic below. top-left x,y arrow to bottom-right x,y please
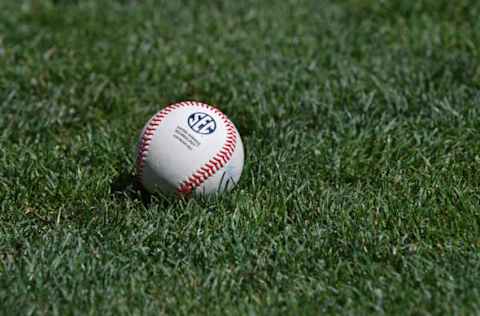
110,171 -> 153,206
110,170 -> 182,208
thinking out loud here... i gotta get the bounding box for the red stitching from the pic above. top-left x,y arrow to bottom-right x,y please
135,105 -> 179,186
135,101 -> 238,195
176,101 -> 237,195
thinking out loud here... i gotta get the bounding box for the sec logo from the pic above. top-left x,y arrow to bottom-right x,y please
187,112 -> 217,134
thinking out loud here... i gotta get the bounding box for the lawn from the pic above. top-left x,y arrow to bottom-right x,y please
1,0 -> 479,315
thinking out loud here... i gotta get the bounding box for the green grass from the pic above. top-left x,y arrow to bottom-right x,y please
1,0 -> 480,314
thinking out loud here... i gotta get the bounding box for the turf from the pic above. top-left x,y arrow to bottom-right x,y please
1,0 -> 480,315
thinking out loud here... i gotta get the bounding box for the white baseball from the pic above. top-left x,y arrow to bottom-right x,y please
135,101 -> 244,196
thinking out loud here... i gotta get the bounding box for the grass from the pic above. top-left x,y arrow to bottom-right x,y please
1,0 -> 480,314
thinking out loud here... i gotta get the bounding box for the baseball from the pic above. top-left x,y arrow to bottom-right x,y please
135,101 -> 244,196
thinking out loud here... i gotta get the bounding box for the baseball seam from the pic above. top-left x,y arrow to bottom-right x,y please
135,101 -> 237,195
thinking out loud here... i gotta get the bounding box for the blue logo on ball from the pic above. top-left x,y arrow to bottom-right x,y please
187,112 -> 217,134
